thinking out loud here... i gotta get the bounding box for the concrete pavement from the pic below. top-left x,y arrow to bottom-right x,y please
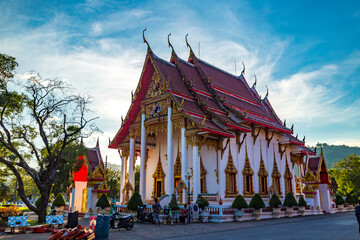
0,212 -> 358,239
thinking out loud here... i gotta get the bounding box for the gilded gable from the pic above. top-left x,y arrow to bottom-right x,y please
145,71 -> 165,99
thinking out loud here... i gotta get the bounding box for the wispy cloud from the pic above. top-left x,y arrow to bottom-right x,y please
1,0 -> 359,165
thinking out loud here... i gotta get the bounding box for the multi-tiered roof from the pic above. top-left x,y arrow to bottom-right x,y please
109,31 -> 312,152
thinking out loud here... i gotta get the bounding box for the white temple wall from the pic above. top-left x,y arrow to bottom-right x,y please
319,184 -> 331,212
235,138 -> 245,197
73,181 -> 87,212
219,140 -> 228,200
145,132 -> 167,201
199,146 -> 217,194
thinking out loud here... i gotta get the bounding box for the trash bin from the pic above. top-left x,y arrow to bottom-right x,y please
65,211 -> 78,228
95,215 -> 110,239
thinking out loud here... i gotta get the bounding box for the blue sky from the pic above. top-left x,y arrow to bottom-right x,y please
1,0 -> 359,164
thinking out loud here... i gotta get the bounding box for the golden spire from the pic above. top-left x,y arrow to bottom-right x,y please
142,28 -> 150,50
168,33 -> 174,53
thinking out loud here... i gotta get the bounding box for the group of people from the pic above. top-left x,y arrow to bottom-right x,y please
152,198 -> 190,226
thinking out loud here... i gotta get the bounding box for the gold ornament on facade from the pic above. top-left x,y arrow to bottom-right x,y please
122,181 -> 133,204
271,147 -> 282,195
242,143 -> 254,197
258,143 -> 269,197
200,156 -> 208,193
174,142 -> 182,177
236,133 -> 247,153
152,146 -> 165,198
225,147 -> 238,198
284,158 -> 293,194
145,71 -> 165,99
174,179 -> 188,204
146,122 -> 167,136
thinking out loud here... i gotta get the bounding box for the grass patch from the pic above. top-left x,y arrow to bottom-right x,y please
28,220 -> 44,226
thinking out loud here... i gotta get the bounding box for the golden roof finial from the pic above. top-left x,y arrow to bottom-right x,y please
252,74 -> 257,88
180,98 -> 184,108
265,85 -> 269,98
168,33 -> 174,53
185,33 -> 194,54
142,28 -> 150,50
201,116 -> 206,126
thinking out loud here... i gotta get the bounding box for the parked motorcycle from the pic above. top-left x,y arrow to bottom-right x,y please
109,210 -> 134,230
137,205 -> 154,224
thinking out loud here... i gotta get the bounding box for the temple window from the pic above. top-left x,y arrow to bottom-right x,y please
225,147 -> 238,198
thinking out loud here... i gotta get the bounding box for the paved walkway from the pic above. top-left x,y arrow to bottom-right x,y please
0,212 -> 358,239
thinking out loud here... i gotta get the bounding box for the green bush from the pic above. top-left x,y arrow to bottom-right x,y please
249,193 -> 265,210
96,193 -> 110,209
269,194 -> 282,208
283,192 -> 297,207
169,194 -> 180,211
345,195 -> 357,204
53,193 -> 66,207
196,194 -> 209,210
232,194 -> 248,210
335,195 -> 345,205
298,195 -> 307,207
126,192 -> 143,211
35,196 -> 51,209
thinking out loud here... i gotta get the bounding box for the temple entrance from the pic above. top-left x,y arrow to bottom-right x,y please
81,188 -> 88,212
156,180 -> 162,198
152,147 -> 165,199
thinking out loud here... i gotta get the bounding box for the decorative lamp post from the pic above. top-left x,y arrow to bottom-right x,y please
185,169 -> 192,223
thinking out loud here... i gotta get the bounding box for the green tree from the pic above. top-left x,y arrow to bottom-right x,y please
332,154 -> 360,195
135,165 -> 140,193
107,168 -> 120,199
0,54 -> 97,221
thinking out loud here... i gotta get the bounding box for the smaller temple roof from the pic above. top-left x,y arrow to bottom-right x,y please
87,139 -> 104,172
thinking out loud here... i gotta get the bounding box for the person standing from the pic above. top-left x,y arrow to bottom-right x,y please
152,198 -> 161,226
355,200 -> 360,233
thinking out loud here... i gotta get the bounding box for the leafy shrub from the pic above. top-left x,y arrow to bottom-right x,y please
335,195 -> 345,205
169,194 -> 179,211
196,194 -> 209,210
269,194 -> 282,208
0,206 -> 21,221
126,193 -> 143,211
283,192 -> 297,207
53,193 -> 66,207
298,195 -> 307,207
249,193 -> 265,210
96,193 -> 110,209
232,195 -> 248,210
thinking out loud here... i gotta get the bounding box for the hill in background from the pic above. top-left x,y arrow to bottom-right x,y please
310,143 -> 360,168
107,162 -> 121,170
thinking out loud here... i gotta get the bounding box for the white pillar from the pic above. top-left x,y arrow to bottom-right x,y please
87,187 -> 93,211
71,188 -> 75,211
181,127 -> 188,203
140,113 -> 146,201
166,106 -> 174,196
129,137 -> 135,192
192,144 -> 200,203
119,151 -> 125,203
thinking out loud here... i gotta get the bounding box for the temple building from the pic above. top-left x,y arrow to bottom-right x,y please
69,140 -> 109,213
109,31 -> 331,211
302,147 -> 332,212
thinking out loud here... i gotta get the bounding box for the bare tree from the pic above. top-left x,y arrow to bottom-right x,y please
0,54 -> 97,221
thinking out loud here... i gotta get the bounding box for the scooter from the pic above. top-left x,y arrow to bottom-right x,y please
109,210 -> 134,230
137,205 -> 154,224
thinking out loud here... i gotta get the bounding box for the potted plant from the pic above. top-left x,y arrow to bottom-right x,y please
127,193 -> 143,219
169,194 -> 180,211
297,195 -> 307,216
249,193 -> 265,220
269,194 -> 282,219
196,194 -> 210,222
283,192 -> 297,217
232,194 -> 248,221
96,193 -> 110,215
53,193 -> 67,215
335,194 -> 345,212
